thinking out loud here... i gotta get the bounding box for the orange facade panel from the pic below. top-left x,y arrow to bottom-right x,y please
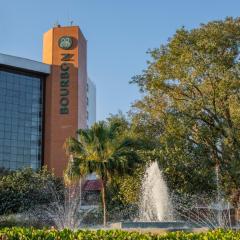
42,26 -> 87,176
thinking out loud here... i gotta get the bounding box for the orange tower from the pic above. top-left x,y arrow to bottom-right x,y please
42,26 -> 87,176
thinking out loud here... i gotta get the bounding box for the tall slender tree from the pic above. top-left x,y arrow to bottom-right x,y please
64,121 -> 141,226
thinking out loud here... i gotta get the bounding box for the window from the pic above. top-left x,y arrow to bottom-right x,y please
0,71 -> 43,170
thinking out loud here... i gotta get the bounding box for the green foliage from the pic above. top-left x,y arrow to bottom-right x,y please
0,215 -> 46,229
106,165 -> 143,207
104,114 -> 157,209
105,167 -> 143,221
0,168 -> 63,215
1,228 -> 240,240
65,120 -> 142,181
65,119 -> 143,225
131,17 -> 240,202
114,167 -> 144,205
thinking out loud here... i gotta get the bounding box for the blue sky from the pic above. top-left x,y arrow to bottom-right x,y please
0,0 -> 239,120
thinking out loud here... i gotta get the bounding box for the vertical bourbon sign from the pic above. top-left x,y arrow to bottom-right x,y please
58,36 -> 74,114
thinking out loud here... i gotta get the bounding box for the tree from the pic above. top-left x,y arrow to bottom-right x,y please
64,121 -> 142,226
131,17 -> 240,204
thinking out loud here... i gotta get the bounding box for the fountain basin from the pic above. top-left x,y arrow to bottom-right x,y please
111,221 -> 195,229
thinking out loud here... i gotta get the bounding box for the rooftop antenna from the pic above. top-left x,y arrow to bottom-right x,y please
53,21 -> 61,27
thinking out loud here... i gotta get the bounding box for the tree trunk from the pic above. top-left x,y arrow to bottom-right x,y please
101,179 -> 107,227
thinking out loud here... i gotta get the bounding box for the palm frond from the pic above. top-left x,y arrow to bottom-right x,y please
64,121 -> 142,181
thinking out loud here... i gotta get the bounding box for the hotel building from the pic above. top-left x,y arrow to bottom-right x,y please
87,78 -> 96,128
0,25 -> 96,176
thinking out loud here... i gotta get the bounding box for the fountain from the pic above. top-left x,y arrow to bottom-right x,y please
112,161 -> 234,230
172,193 -> 234,229
31,179 -> 95,230
139,161 -> 172,221
112,162 -> 191,230
32,161 -> 234,230
170,165 -> 234,229
43,181 -> 83,229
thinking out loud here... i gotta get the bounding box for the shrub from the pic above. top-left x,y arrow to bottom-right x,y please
0,168 -> 64,215
0,214 -> 46,229
0,228 -> 240,240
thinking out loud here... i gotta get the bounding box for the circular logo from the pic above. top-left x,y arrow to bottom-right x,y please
58,36 -> 73,50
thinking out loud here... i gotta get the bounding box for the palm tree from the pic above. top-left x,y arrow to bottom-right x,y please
64,121 -> 141,226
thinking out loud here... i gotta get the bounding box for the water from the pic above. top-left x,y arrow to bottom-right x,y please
38,180 -> 92,229
169,165 -> 233,229
215,164 -> 225,227
172,193 -> 233,229
42,181 -> 83,229
32,161 -> 233,229
137,161 -> 233,229
139,161 -> 173,221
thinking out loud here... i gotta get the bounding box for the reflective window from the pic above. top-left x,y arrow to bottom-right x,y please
0,71 -> 43,170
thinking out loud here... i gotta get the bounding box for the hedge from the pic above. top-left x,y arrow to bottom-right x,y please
0,228 -> 240,240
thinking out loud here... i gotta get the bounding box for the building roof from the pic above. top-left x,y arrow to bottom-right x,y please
0,53 -> 50,74
83,179 -> 102,191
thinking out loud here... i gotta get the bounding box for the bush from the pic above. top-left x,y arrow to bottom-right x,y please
0,168 -> 64,215
0,228 -> 240,240
0,214 -> 46,229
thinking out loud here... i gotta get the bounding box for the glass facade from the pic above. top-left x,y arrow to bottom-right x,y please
0,70 -> 43,170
